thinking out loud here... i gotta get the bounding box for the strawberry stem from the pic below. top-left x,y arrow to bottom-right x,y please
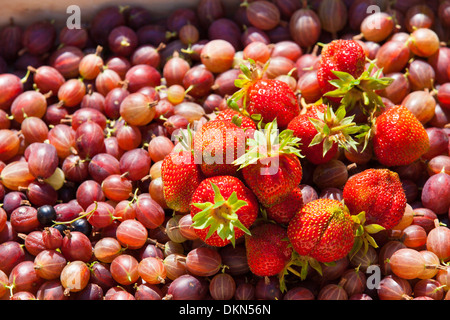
220,212 -> 238,221
330,122 -> 356,133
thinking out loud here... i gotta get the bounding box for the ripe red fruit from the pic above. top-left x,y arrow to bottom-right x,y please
246,79 -> 299,129
245,223 -> 292,278
214,108 -> 256,130
193,120 -> 246,177
287,199 -> 354,265
372,105 -> 430,167
287,104 -> 338,165
234,120 -> 303,207
228,60 -> 300,129
343,168 -> 407,230
161,150 -> 204,213
190,175 -> 259,247
317,39 -> 392,110
317,40 -> 366,101
265,186 -> 303,225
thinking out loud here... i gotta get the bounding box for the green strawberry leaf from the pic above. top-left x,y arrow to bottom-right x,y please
324,85 -> 352,97
191,182 -> 250,247
233,218 -> 251,236
355,224 -> 365,237
205,218 -> 220,240
365,223 -> 385,234
308,117 -> 325,133
322,123 -> 330,135
192,202 -> 214,212
362,77 -> 394,91
212,200 -> 226,209
323,261 -> 336,267
239,62 -> 252,80
231,115 -> 243,127
192,214 -> 213,230
366,234 -> 379,249
227,191 -> 238,205
230,200 -> 248,212
331,70 -> 356,83
352,211 -> 366,225
233,119 -> 303,168
227,98 -> 240,111
234,78 -> 247,89
335,105 -> 346,122
308,258 -> 323,276
211,182 -> 225,203
349,238 -> 363,260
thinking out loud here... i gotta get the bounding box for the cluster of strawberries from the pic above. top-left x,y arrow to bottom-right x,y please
160,40 -> 430,290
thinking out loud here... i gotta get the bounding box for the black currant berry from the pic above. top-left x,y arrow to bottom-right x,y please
71,218 -> 92,236
37,204 -> 57,226
53,223 -> 69,236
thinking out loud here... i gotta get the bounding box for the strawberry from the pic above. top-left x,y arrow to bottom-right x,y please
245,223 -> 292,279
287,199 -> 355,264
234,120 -> 303,207
287,104 -> 361,165
214,108 -> 257,131
193,119 -> 246,177
161,150 -> 204,213
190,175 -> 259,247
318,40 -> 366,98
317,39 -> 393,111
343,168 -> 407,230
245,78 -> 300,128
288,104 -> 338,165
265,186 -> 303,225
371,105 -> 430,167
228,60 -> 300,129
287,198 -> 384,279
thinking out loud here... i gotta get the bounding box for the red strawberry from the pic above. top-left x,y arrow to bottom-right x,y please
193,119 -> 246,177
245,222 -> 292,279
214,108 -> 257,131
190,175 -> 259,247
371,105 -> 430,167
317,40 -> 366,100
287,104 -> 361,165
288,104 -> 338,165
287,198 -> 384,279
161,150 -> 204,213
287,199 -> 355,264
317,39 -> 392,110
343,168 -> 407,230
228,60 -> 300,129
242,154 -> 302,207
265,186 -> 303,225
245,78 -> 300,128
234,120 -> 303,207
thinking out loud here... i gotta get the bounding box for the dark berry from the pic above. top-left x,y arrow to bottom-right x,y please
72,218 -> 92,237
36,204 -> 57,226
53,223 -> 69,236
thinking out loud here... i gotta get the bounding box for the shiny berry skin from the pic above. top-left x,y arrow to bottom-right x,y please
36,205 -> 57,227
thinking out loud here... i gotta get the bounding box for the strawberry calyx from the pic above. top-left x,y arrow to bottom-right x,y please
191,182 -> 251,247
226,58 -> 269,121
323,59 -> 394,113
280,251 -> 323,285
349,210 -> 385,259
172,123 -> 195,153
233,119 -> 303,169
308,104 -> 365,157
